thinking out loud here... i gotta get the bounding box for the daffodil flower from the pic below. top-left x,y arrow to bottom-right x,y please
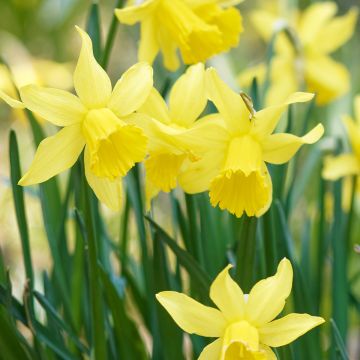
323,95 -> 360,180
157,258 -> 325,359
239,2 -> 358,105
134,63 -> 227,208
115,0 -> 243,71
1,27 -> 153,211
180,68 -> 324,218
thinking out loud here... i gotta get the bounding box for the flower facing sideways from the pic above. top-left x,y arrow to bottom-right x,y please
1,27 -> 153,211
157,258 -> 325,359
115,0 -> 243,71
323,95 -> 360,181
179,68 -> 324,218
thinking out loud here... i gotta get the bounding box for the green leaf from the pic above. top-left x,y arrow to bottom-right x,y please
86,2 -> 102,62
330,319 -> 349,360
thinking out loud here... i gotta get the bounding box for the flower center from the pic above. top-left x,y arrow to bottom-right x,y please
82,108 -> 147,180
221,321 -> 266,360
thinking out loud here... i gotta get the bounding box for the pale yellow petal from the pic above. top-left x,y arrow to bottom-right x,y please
312,8 -> 358,54
298,2 -> 337,45
19,124 -> 85,186
108,62 -> 153,117
84,147 -> 123,211
139,18 -> 159,65
198,338 -> 222,360
138,88 -> 170,124
262,124 -> 324,164
169,63 -> 207,127
206,67 -> 250,133
74,26 -> 112,108
209,265 -> 245,321
158,27 -> 180,71
246,258 -> 293,326
0,89 -> 25,109
251,92 -> 314,140
115,0 -> 158,25
259,313 -> 325,347
305,55 -> 349,105
250,10 -> 278,41
156,291 -> 226,337
19,85 -> 86,126
237,63 -> 266,89
322,154 -> 360,180
261,345 -> 277,359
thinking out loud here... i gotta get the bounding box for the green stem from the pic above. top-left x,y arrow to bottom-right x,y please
235,215 -> 258,293
101,0 -> 125,69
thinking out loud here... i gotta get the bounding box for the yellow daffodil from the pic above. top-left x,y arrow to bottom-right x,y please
115,0 -> 243,71
134,63 -> 227,208
157,258 -> 325,359
180,68 -> 324,218
323,95 -> 360,181
0,27 -> 153,211
239,2 -> 358,105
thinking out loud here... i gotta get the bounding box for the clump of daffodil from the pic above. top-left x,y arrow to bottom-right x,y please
157,258 -> 325,359
238,2 -> 358,106
115,0 -> 243,71
323,95 -> 360,181
0,27 -> 153,211
180,68 -> 324,218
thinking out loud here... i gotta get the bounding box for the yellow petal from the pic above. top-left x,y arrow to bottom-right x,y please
74,26 -> 112,108
82,109 -> 147,179
237,63 -> 266,89
209,265 -> 246,321
305,55 -> 349,105
354,95 -> 360,124
262,124 -> 324,164
298,2 -> 337,45
156,291 -> 226,337
209,165 -> 272,218
312,8 -> 358,54
198,338 -> 222,360
145,153 -> 186,193
19,85 -> 86,126
250,10 -> 278,41
259,313 -> 325,347
139,18 -> 159,65
108,62 -> 153,117
251,92 -> 314,140
260,345 -> 277,360
0,89 -> 25,109
115,0 -> 158,25
322,154 -> 360,180
158,29 -> 180,71
206,67 -> 250,134
169,63 -> 207,127
246,258 -> 293,326
19,124 -> 84,186
138,88 -> 170,124
84,147 -> 123,211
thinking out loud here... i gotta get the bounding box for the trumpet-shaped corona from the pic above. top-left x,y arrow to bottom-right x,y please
115,0 -> 243,70
1,27 -> 153,211
157,258 -> 325,359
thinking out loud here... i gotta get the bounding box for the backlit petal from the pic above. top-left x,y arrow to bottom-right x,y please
305,56 -> 349,105
108,62 -> 153,117
156,291 -> 226,337
322,154 -> 360,180
250,10 -> 278,41
115,0 -> 158,25
139,18 -> 159,65
246,258 -> 293,326
251,92 -> 314,140
20,85 -> 86,126
262,124 -> 324,164
312,8 -> 358,54
169,63 -> 207,127
19,124 -> 84,185
84,147 -> 123,211
74,26 -> 112,108
0,89 -> 24,109
198,338 -> 222,360
209,265 -> 246,321
138,88 -> 170,124
259,313 -> 325,347
206,67 -> 250,134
